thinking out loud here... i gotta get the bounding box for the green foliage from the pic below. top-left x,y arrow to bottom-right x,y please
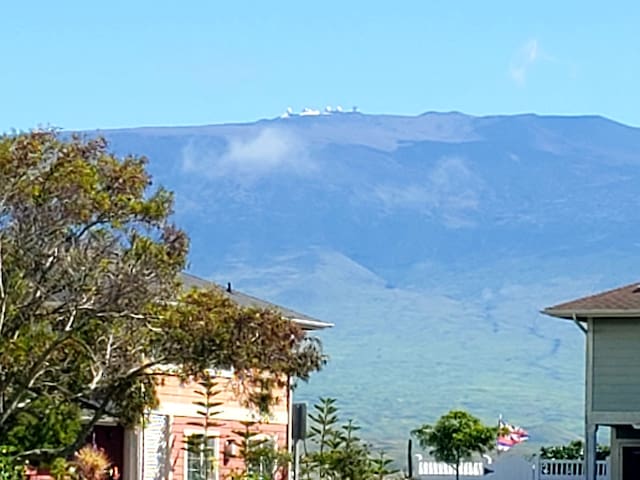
412,410 -> 497,480
323,420 -> 374,480
4,397 -> 82,462
0,446 -> 22,480
539,440 -> 610,460
596,444 -> 610,460
302,397 -> 397,480
230,421 -> 290,480
246,442 -> 290,480
50,457 -> 73,480
185,373 -> 223,480
308,397 -> 339,457
0,130 -> 325,463
370,451 -> 395,480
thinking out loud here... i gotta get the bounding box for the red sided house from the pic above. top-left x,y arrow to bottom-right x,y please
543,281 -> 640,480
69,273 -> 332,480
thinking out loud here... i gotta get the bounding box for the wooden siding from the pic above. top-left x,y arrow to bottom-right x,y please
155,375 -> 289,424
156,374 -> 290,480
169,416 -> 288,480
592,318 -> 640,412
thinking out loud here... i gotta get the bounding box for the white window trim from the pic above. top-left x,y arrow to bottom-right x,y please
183,429 -> 221,480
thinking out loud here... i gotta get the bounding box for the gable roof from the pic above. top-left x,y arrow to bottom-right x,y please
542,281 -> 640,320
179,272 -> 333,330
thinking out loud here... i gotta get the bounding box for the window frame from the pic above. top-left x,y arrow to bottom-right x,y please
183,430 -> 221,480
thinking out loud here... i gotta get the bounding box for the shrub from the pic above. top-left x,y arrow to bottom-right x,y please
73,446 -> 111,480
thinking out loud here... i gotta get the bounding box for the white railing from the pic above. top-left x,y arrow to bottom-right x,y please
537,459 -> 609,479
415,454 -> 486,476
414,455 -> 610,479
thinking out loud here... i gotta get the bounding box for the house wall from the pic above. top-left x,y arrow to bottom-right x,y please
26,375 -> 292,480
155,374 -> 290,425
589,318 -> 640,480
154,374 -> 290,480
591,318 -> 640,414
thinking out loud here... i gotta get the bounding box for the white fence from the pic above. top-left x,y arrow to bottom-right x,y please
537,459 -> 609,480
415,455 -> 610,479
415,455 -> 485,476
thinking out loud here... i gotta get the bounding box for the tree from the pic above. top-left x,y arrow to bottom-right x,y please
0,130 -> 325,466
411,410 -> 497,480
301,397 -> 396,480
230,421 -> 290,480
185,373 -> 223,480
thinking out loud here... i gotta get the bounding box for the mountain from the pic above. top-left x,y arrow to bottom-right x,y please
98,111 -> 640,460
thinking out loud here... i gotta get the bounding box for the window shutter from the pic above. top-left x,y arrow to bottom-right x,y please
143,413 -> 171,480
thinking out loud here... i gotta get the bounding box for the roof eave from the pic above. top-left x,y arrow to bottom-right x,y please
292,317 -> 334,330
542,308 -> 640,320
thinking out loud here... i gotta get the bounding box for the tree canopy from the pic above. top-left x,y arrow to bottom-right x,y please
0,131 -> 325,464
411,410 -> 497,480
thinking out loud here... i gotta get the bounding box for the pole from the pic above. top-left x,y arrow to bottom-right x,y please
585,423 -> 597,480
496,414 -> 503,457
293,439 -> 300,480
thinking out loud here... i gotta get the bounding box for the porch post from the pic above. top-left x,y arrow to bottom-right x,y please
584,317 -> 597,480
123,427 -> 140,480
585,423 -> 597,480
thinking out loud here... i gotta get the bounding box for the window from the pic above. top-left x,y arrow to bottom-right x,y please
185,434 -> 219,480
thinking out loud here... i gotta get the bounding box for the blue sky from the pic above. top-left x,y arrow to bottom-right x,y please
1,1 -> 639,130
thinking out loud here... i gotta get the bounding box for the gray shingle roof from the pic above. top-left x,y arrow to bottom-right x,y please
179,272 -> 333,330
542,281 -> 640,320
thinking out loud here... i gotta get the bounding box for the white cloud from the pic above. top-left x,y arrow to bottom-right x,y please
372,156 -> 484,228
509,39 -> 541,86
181,127 -> 313,179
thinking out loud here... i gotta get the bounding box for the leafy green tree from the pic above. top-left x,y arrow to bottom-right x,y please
412,410 -> 496,480
0,130 -> 325,465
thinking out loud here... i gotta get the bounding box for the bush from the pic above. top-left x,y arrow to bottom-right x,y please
74,446 -> 111,480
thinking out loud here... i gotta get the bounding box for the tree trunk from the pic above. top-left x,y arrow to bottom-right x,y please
455,459 -> 460,480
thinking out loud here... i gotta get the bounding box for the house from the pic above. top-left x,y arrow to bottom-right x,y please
57,273 -> 332,480
543,282 -> 640,480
